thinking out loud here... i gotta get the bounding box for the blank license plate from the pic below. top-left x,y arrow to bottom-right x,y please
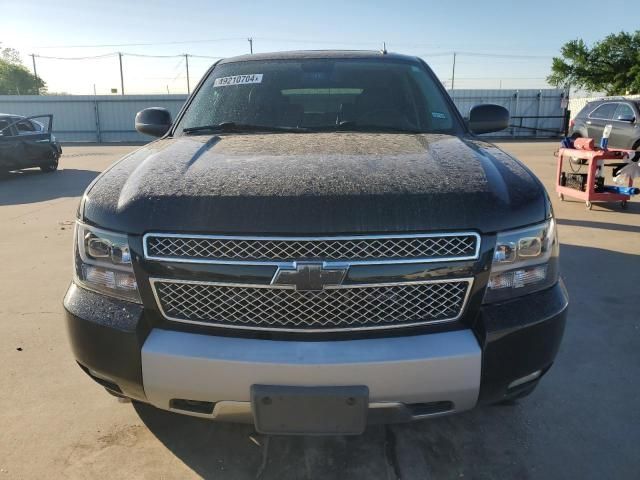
251,385 -> 369,435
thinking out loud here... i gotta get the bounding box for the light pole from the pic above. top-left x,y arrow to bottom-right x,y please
185,54 -> 191,94
31,54 -> 40,95
451,52 -> 457,92
118,52 -> 125,95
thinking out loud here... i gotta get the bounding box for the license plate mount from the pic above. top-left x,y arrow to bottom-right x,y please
251,385 -> 369,435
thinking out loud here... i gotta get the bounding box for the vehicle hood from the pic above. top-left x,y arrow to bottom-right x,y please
82,133 -> 547,235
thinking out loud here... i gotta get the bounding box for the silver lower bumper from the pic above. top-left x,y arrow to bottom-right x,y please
141,329 -> 481,420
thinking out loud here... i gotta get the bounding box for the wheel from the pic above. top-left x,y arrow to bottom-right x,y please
621,200 -> 628,209
586,201 -> 592,210
40,156 -> 59,173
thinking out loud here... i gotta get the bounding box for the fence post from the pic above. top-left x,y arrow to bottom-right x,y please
535,90 -> 542,139
561,88 -> 570,137
94,97 -> 102,143
513,91 -> 519,138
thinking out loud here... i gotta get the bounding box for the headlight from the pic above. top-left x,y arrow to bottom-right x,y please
74,222 -> 141,303
483,218 -> 559,303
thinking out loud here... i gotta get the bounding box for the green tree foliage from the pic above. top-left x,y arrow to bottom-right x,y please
0,43 -> 46,95
548,31 -> 640,95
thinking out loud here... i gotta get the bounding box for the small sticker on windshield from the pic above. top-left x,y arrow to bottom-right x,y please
214,74 -> 263,87
431,112 -> 447,119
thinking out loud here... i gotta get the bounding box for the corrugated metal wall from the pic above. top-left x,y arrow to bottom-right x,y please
0,89 -> 566,142
450,89 -> 567,138
0,95 -> 187,142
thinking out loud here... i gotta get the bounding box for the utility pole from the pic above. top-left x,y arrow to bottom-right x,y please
185,54 -> 191,94
31,54 -> 39,95
118,52 -> 125,95
450,52 -> 457,93
248,37 -> 253,54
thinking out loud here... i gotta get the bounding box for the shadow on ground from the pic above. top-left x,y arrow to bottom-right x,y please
0,168 -> 99,206
133,245 -> 638,480
557,217 -> 640,233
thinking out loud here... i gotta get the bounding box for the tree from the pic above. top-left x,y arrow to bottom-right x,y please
0,43 -> 46,95
547,31 -> 640,95
1,45 -> 21,64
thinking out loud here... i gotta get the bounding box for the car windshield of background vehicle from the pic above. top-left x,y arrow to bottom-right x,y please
176,59 -> 463,135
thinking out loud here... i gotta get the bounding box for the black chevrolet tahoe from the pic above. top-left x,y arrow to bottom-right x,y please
64,51 -> 568,435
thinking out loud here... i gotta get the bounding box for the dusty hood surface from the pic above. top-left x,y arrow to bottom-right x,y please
82,133 -> 546,235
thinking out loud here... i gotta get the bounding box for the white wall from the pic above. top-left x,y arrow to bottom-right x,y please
1,89 -> 567,142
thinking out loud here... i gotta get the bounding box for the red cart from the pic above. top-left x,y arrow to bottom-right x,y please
555,146 -> 635,210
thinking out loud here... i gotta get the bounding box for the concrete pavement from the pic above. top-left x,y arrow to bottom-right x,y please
1,142 -> 638,479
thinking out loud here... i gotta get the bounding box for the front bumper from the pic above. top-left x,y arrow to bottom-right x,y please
64,280 -> 568,421
142,328 -> 481,419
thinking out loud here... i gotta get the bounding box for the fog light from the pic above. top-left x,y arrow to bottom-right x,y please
508,370 -> 542,389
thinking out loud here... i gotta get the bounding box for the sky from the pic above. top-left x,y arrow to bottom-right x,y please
1,0 -> 638,95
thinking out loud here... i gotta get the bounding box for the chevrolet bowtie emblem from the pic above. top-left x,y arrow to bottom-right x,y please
271,262 -> 348,291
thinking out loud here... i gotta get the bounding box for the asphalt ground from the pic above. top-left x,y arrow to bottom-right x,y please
1,141 -> 638,479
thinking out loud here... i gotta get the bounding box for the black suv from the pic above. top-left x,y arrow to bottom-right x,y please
64,51 -> 567,435
571,98 -> 640,150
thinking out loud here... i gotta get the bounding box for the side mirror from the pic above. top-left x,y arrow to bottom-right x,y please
468,104 -> 510,134
135,107 -> 172,137
615,114 -> 635,123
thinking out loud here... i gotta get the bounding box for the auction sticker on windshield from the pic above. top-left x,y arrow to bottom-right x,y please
214,74 -> 263,87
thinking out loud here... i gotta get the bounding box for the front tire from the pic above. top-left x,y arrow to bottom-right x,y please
40,155 -> 59,173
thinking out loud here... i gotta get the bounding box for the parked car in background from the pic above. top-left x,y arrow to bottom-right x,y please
0,114 -> 62,173
570,98 -> 640,150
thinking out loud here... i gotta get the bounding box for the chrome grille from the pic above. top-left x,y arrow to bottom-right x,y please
144,233 -> 479,263
151,279 -> 471,332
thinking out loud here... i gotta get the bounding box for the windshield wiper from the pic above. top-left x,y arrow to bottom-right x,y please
333,121 -> 422,134
183,122 -> 308,134
300,121 -> 422,134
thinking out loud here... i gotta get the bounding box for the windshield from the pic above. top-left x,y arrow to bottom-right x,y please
176,58 -> 462,135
